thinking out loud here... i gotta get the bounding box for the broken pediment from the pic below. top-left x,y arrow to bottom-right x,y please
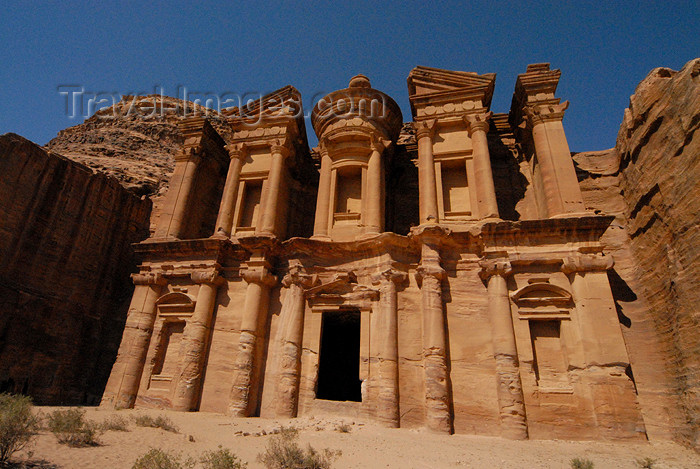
407,66 -> 496,115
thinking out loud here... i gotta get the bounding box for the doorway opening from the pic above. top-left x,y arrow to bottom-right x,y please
316,309 -> 362,402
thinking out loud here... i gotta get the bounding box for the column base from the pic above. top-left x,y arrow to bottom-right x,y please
310,234 -> 332,241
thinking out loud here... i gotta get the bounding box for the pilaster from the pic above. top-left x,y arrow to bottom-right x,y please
371,267 -> 407,428
275,263 -> 314,418
479,259 -> 528,439
172,269 -> 224,411
228,257 -> 277,417
101,272 -> 167,409
213,143 -> 247,237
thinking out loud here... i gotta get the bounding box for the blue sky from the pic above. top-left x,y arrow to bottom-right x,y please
1,1 -> 697,151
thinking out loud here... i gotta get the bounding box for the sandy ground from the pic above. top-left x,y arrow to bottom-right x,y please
10,407 -> 699,469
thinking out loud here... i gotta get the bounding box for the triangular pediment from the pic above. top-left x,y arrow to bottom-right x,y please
407,66 -> 495,98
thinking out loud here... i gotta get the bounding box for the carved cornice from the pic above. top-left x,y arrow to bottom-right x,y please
561,254 -> 614,274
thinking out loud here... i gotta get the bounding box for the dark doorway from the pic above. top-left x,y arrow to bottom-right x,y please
316,310 -> 362,402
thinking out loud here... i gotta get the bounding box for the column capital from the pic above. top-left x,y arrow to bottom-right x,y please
561,254 -> 614,274
282,264 -> 315,289
415,264 -> 446,282
414,119 -> 437,140
523,101 -> 569,127
371,268 -> 407,286
225,143 -> 248,161
243,267 -> 277,287
370,134 -> 392,153
464,111 -> 493,135
174,145 -> 203,163
131,272 -> 167,286
479,259 -> 513,280
270,139 -> 291,158
191,269 -> 225,286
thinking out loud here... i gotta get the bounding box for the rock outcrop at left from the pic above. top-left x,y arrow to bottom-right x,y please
0,133 -> 151,404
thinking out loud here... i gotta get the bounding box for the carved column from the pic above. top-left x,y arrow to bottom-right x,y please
259,141 -> 289,236
172,270 -> 223,411
371,268 -> 406,428
524,102 -> 585,218
480,260 -> 527,439
213,144 -> 246,237
465,112 -> 499,219
416,230 -> 451,433
365,137 -> 389,235
228,264 -> 277,416
312,141 -> 332,239
101,273 -> 166,409
167,148 -> 201,238
415,120 -> 439,224
275,265 -> 314,418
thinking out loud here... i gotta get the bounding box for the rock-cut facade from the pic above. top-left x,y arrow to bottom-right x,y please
101,64 -> 646,440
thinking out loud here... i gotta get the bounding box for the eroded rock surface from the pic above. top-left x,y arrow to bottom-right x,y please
0,133 -> 151,404
575,57 -> 700,447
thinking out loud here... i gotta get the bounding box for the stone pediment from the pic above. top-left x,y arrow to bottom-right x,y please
407,66 -> 496,116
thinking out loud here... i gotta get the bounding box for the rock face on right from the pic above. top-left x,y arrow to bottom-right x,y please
617,59 -> 700,447
576,58 -> 700,447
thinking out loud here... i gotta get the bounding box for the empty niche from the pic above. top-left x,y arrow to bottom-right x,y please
239,181 -> 262,228
334,168 -> 362,224
529,320 -> 569,389
316,310 -> 362,402
441,161 -> 471,217
150,320 -> 185,390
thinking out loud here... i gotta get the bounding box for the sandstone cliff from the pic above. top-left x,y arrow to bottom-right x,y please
575,57 -> 700,447
0,134 -> 152,404
45,95 -> 232,234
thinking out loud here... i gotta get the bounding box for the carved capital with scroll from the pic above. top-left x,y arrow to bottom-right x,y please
561,254 -> 614,274
522,101 -> 569,127
371,268 -> 408,286
131,272 -> 168,286
464,111 -> 492,135
414,118 -> 437,140
191,270 -> 225,286
478,259 -> 513,280
225,143 -> 248,161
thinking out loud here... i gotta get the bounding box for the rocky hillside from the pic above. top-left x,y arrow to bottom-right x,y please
46,95 -> 233,197
575,58 -> 700,447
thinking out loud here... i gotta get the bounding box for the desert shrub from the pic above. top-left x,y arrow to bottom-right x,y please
257,428 -> 340,469
133,414 -> 178,433
334,424 -> 351,433
635,457 -> 657,469
570,457 -> 594,469
132,448 -> 194,469
100,414 -> 130,432
200,446 -> 247,469
47,408 -> 101,447
0,393 -> 41,465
